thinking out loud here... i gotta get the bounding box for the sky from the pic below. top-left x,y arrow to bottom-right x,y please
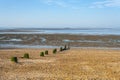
0,0 -> 120,28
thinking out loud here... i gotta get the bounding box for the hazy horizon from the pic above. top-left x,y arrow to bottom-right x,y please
0,26 -> 120,29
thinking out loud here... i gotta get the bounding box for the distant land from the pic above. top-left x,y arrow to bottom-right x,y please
0,27 -> 118,31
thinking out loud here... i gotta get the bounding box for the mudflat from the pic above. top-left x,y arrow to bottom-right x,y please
0,48 -> 120,80
0,34 -> 120,48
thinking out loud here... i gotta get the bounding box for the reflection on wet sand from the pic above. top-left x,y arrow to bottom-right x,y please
0,34 -> 120,48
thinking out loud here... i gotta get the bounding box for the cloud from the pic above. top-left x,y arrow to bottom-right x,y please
42,0 -> 81,9
43,0 -> 120,9
90,0 -> 120,8
43,0 -> 69,8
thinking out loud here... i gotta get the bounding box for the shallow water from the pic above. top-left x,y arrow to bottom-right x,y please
1,39 -> 22,41
0,28 -> 120,35
0,44 -> 59,49
63,39 -> 104,43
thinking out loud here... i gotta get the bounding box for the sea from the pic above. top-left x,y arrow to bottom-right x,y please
0,28 -> 120,35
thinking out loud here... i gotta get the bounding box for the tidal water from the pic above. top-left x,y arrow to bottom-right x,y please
0,28 -> 120,35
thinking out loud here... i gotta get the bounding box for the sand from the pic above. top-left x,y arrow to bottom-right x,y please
0,48 -> 120,80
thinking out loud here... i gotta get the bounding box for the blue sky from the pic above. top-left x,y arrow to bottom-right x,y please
0,0 -> 120,28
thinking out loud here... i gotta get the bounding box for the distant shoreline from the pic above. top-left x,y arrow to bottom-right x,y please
0,28 -> 120,35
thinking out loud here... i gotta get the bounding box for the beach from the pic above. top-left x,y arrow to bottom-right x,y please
0,48 -> 120,80
1,0 -> 120,79
0,28 -> 120,80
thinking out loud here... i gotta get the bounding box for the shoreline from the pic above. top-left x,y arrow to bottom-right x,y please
1,33 -> 120,36
0,46 -> 120,50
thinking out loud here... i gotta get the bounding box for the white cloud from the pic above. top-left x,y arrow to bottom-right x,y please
43,0 -> 69,8
90,0 -> 120,8
42,0 -> 120,9
42,0 -> 81,9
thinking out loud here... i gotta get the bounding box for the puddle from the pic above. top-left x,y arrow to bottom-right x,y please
63,39 -> 104,43
1,39 -> 22,41
0,44 -> 59,49
63,39 -> 74,42
0,36 -> 5,39
40,37 -> 46,42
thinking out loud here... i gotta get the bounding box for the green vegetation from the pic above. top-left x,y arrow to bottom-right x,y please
68,44 -> 70,50
64,45 -> 67,50
40,52 -> 44,57
68,45 -> 70,50
60,47 -> 63,51
60,44 -> 70,52
63,44 -> 70,50
53,48 -> 57,54
11,57 -> 18,63
10,45 -> 70,64
45,50 -> 48,55
24,53 -> 29,59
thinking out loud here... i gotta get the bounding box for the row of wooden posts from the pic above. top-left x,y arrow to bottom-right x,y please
11,45 -> 70,63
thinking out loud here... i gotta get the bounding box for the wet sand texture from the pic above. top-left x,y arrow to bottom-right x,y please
0,34 -> 120,48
